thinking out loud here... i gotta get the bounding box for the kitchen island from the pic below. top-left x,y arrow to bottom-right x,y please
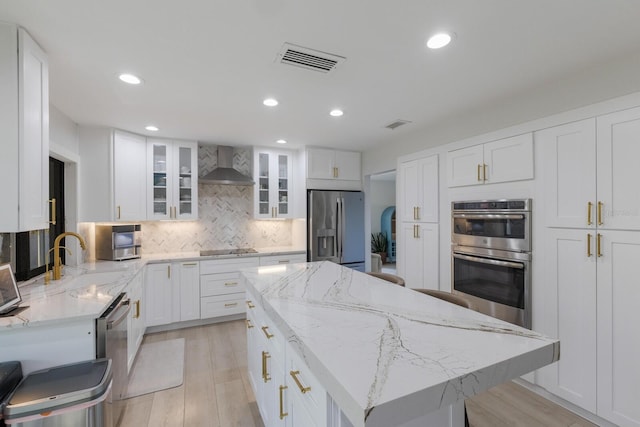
242,261 -> 560,427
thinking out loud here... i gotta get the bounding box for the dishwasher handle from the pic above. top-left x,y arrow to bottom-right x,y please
106,297 -> 130,330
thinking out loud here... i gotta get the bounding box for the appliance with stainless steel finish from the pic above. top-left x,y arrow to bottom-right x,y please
95,224 -> 141,261
96,292 -> 130,423
451,199 -> 532,328
200,248 -> 258,256
199,146 -> 254,186
307,190 -> 365,271
451,199 -> 531,253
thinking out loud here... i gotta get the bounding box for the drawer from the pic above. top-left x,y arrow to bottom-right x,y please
287,343 -> 327,422
200,257 -> 259,274
201,272 -> 245,296
259,253 -> 307,266
200,293 -> 246,319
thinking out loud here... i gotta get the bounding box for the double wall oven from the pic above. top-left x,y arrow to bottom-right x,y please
451,199 -> 532,328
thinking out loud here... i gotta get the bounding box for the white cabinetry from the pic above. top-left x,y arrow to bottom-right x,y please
145,263 -> 173,327
259,253 -> 306,266
397,154 -> 439,290
145,261 -> 200,327
254,148 -> 294,219
537,112 -> 640,426
447,133 -> 533,187
0,24 -> 49,231
148,139 -> 198,220
306,148 -> 361,190
127,269 -> 145,373
114,130 -> 147,221
200,257 -> 259,319
174,261 -> 200,322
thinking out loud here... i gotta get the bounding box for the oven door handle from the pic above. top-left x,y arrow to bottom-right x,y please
452,213 -> 525,220
452,252 -> 525,269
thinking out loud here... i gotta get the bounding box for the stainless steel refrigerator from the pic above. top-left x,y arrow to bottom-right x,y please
307,190 -> 365,271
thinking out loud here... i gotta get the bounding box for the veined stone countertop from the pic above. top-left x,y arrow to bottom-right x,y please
0,246 -> 305,330
241,261 -> 560,427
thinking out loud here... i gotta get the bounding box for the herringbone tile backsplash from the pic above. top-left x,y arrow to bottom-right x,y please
141,145 -> 293,253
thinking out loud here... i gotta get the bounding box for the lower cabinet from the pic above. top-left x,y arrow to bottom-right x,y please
397,222 -> 439,290
145,263 -> 173,327
200,257 -> 259,319
127,269 -> 146,373
259,253 -> 306,266
145,261 -> 200,327
174,261 -> 200,322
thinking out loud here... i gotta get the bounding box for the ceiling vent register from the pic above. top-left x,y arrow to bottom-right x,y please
276,43 -> 345,73
385,119 -> 412,130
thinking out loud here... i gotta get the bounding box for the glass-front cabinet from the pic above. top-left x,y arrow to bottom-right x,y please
254,148 -> 293,219
148,139 -> 198,220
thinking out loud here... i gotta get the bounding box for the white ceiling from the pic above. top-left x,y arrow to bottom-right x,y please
3,0 -> 640,151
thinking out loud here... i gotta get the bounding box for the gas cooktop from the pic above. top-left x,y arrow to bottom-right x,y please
199,248 -> 258,256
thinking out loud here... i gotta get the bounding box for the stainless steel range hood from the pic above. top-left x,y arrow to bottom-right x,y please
200,146 -> 254,186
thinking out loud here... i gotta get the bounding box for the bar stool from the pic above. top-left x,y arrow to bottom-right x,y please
366,272 -> 405,286
413,289 -> 476,311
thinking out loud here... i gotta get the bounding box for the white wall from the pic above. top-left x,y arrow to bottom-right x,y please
49,105 -> 79,158
370,180 -> 395,234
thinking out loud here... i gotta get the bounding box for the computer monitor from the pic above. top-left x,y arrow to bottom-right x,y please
0,263 -> 22,315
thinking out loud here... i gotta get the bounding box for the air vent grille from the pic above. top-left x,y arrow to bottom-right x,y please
385,120 -> 412,130
277,43 -> 345,73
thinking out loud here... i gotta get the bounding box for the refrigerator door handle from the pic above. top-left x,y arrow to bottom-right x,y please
336,198 -> 341,262
339,197 -> 346,263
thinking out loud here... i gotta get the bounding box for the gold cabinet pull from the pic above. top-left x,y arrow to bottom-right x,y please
477,164 -> 482,181
117,205 -> 121,219
246,300 -> 255,309
246,319 -> 254,329
167,265 -> 171,278
333,167 -> 338,178
183,262 -> 198,267
262,351 -> 271,382
134,300 -> 141,319
279,385 -> 289,419
415,206 -> 420,220
261,326 -> 274,339
413,206 -> 417,220
597,233 -> 603,257
49,198 -> 56,225
278,260 -> 290,264
290,370 -> 311,394
413,224 -> 420,239
224,281 -> 238,287
224,302 -> 238,308
597,201 -> 604,226
587,234 -> 592,257
483,164 -> 488,181
587,202 -> 593,225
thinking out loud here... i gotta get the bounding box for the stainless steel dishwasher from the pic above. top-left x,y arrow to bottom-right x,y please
96,292 -> 130,424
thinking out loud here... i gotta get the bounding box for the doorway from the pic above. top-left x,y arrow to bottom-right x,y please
370,171 -> 396,274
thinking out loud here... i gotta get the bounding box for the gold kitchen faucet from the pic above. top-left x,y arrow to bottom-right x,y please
51,232 -> 87,280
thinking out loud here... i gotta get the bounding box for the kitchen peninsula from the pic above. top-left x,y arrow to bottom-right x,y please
243,261 -> 560,427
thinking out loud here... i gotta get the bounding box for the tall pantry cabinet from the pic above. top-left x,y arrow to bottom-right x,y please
536,109 -> 640,427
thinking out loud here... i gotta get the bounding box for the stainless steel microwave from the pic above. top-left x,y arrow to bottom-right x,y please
95,224 -> 141,261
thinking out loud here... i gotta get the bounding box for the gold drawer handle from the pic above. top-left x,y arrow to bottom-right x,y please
290,370 -> 311,394
245,319 -> 254,329
224,282 -> 238,287
477,164 -> 482,181
587,234 -> 592,257
483,163 -> 488,181
279,385 -> 288,419
597,201 -> 604,226
587,202 -> 593,225
597,233 -> 603,257
224,302 -> 238,308
261,326 -> 274,339
134,300 -> 141,319
246,300 -> 255,309
262,351 -> 271,382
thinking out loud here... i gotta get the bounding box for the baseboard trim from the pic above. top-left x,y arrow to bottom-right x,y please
145,313 -> 245,334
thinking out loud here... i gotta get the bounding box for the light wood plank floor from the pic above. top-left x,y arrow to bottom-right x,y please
118,320 -> 596,427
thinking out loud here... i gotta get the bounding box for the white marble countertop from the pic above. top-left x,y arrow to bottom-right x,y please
241,261 -> 560,427
0,246 -> 305,330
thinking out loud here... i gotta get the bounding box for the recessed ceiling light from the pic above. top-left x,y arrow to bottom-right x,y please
145,125 -> 159,131
330,109 -> 344,117
427,32 -> 452,49
118,73 -> 142,85
276,139 -> 287,144
263,98 -> 279,107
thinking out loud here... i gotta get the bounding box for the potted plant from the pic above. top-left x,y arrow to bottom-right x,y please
371,232 -> 388,264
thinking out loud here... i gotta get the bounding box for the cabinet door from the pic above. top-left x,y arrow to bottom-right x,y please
597,107 -> 640,231
484,133 -> 533,184
398,223 -> 438,290
446,144 -> 483,187
596,230 -> 640,426
419,155 -> 439,223
256,151 -> 271,217
127,270 -> 145,373
145,263 -> 173,327
275,152 -> 293,217
333,150 -> 361,181
148,140 -> 172,220
537,119 -> 596,228
173,141 -> 198,220
18,27 -> 49,231
536,228 -> 597,413
114,131 -> 147,221
255,150 -> 293,219
177,261 -> 200,322
399,159 -> 420,223
307,148 -> 335,179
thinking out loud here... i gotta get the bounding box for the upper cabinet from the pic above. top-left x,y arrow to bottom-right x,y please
113,131 -> 147,221
306,148 -> 361,190
254,148 -> 294,219
0,24 -> 49,231
147,139 -> 198,220
398,155 -> 439,223
446,133 -> 533,187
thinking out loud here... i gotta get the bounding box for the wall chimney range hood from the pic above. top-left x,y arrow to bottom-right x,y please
200,146 -> 254,186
